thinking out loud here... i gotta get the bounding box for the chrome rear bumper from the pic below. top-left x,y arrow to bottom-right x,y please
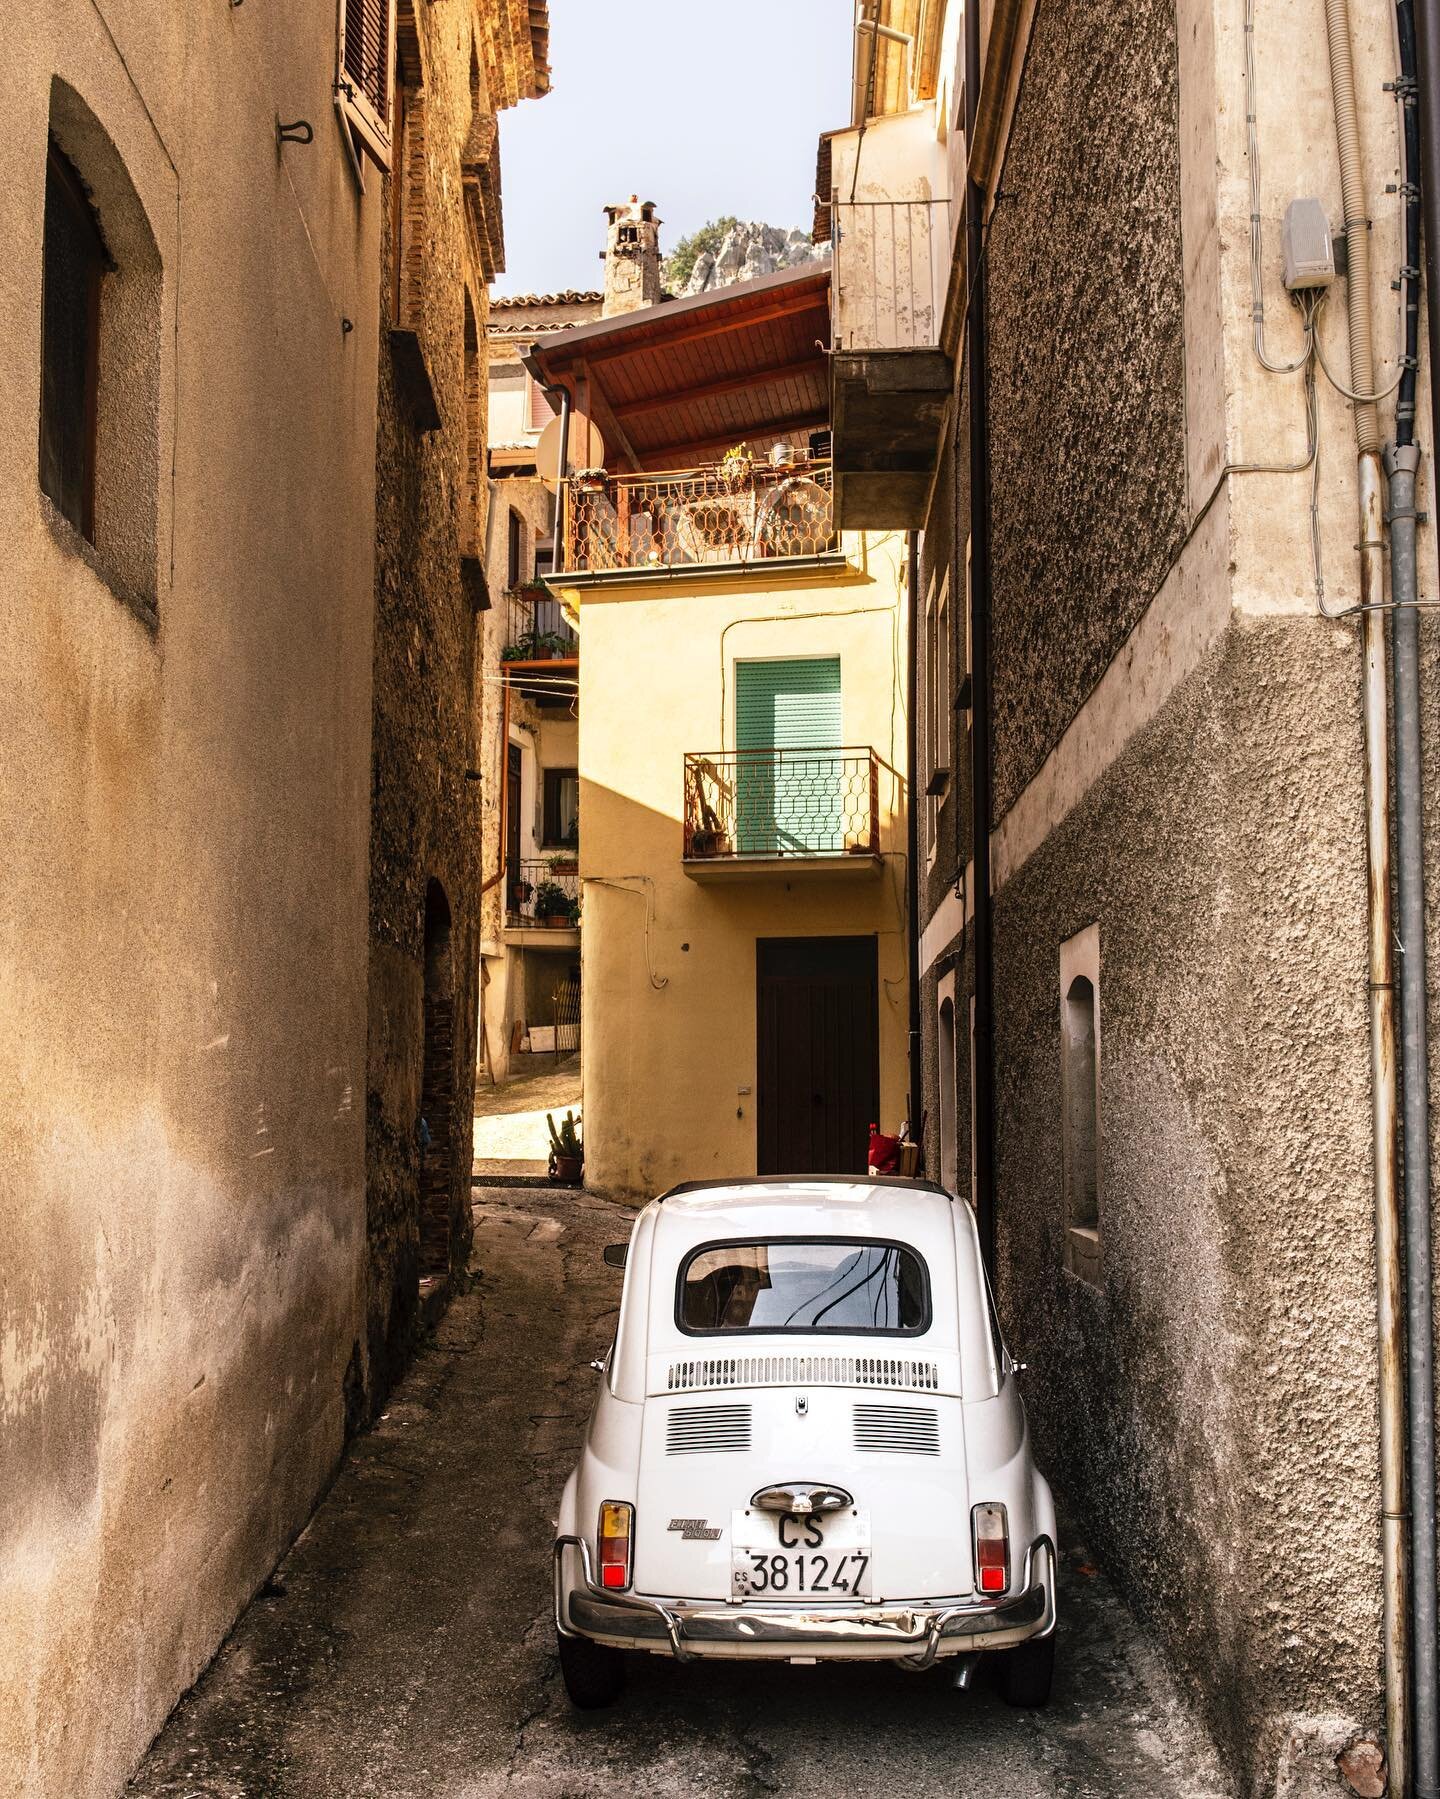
553,1534 -> 1056,1668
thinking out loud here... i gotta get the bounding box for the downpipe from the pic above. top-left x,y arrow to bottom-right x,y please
1391,0 -> 1440,1785
1389,438 -> 1439,1799
1323,0 -> 1412,1783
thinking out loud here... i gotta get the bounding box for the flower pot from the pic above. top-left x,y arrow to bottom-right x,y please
552,1153 -> 583,1185
542,913 -> 569,929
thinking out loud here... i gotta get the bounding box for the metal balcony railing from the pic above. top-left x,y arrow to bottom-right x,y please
503,586 -> 577,660
507,856 -> 580,925
563,457 -> 835,574
683,747 -> 880,862
831,199 -> 952,352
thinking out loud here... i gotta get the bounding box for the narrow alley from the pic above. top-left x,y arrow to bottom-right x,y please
129,1187 -> 1228,1799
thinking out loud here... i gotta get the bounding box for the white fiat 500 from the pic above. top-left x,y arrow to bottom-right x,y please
554,1176 -> 1057,1709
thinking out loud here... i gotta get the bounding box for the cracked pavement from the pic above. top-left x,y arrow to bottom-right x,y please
129,1187 -> 1233,1798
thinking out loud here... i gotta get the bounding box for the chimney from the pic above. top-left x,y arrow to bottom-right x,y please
601,196 -> 662,317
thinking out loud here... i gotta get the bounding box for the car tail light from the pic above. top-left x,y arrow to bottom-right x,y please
972,1502 -> 1009,1595
598,1501 -> 633,1590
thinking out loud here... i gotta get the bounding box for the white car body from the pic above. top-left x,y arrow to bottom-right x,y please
554,1177 -> 1057,1686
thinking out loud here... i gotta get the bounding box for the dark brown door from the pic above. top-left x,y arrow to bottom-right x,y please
505,744 -> 523,913
757,936 -> 879,1175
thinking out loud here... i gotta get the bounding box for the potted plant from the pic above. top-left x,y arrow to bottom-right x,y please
689,827 -> 732,859
549,848 -> 579,877
533,879 -> 572,927
573,466 -> 607,494
718,441 -> 752,492
547,1109 -> 583,1184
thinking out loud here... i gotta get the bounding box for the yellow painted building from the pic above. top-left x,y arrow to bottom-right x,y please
533,265 -> 911,1201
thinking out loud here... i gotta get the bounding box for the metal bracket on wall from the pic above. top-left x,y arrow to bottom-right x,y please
276,118 -> 314,147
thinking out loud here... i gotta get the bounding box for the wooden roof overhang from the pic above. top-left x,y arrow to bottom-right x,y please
523,264 -> 832,474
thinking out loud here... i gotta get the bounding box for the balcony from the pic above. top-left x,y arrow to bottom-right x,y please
562,455 -> 837,576
829,196 -> 954,529
501,583 -> 577,707
505,856 -> 580,946
682,747 -> 882,881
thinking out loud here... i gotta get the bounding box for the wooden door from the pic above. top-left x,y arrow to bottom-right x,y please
505,744 -> 523,912
757,936 -> 879,1175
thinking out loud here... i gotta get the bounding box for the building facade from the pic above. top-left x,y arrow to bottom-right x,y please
2,3 -> 549,1791
1,8 -> 384,1796
834,0 -> 1440,1789
363,0 -> 550,1396
479,290 -> 599,1081
531,264 -> 912,1201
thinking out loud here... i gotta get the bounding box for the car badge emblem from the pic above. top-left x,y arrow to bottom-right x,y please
668,1517 -> 722,1541
795,1394 -> 809,1418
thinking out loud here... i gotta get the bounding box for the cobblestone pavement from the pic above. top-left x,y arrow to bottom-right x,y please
129,1186 -> 1232,1799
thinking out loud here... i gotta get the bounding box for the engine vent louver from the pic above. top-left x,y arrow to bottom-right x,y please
666,1355 -> 941,1395
665,1403 -> 753,1455
853,1402 -> 941,1455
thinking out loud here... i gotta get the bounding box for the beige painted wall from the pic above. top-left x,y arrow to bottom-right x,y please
0,6 -> 380,1795
566,538 -> 911,1199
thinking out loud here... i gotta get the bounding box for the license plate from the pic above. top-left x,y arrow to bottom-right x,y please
730,1509 -> 872,1599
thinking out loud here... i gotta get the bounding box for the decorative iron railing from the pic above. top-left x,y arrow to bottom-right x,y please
563,457 -> 835,574
507,856 -> 580,925
503,586 -> 577,660
683,748 -> 880,862
831,198 -> 952,352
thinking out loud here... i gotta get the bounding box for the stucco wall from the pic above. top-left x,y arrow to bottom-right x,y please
568,544 -> 911,1200
984,0 -> 1188,819
0,6 -> 380,1795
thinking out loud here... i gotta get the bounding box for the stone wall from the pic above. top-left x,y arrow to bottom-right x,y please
364,0 -> 547,1405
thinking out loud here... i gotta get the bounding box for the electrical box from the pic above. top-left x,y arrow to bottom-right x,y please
1282,198 -> 1336,290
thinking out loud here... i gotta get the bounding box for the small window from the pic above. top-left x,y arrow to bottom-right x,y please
40,141 -> 106,541
678,1239 -> 930,1336
543,767 -> 578,848
1060,926 -> 1101,1284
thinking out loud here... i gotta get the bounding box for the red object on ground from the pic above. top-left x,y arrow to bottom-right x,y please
868,1126 -> 900,1173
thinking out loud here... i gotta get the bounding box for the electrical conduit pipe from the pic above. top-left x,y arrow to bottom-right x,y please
1323,0 -> 1411,1785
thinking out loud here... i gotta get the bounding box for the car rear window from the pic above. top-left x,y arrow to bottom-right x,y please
677,1238 -> 930,1336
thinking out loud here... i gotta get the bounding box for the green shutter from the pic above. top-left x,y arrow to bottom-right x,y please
735,658 -> 842,751
734,659 -> 843,854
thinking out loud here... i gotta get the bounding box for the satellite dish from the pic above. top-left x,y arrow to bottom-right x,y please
536,412 -> 606,490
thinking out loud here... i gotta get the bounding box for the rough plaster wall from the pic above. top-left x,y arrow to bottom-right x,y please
364,0 -> 489,1405
985,0 -> 1188,820
992,616 -> 1381,1793
0,4 -> 378,1794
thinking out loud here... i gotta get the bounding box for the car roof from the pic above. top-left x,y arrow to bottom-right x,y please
647,1176 -> 956,1244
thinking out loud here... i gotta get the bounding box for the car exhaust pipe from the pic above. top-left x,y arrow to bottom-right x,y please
951,1652 -> 982,1689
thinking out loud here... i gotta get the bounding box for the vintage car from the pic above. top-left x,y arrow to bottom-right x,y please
554,1176 -> 1057,1708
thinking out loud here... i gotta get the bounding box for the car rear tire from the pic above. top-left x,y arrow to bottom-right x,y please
996,1633 -> 1055,1708
558,1628 -> 626,1709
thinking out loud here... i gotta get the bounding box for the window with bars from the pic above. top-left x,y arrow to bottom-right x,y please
338,0 -> 394,169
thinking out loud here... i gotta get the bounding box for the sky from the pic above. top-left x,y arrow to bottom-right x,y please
495,0 -> 854,297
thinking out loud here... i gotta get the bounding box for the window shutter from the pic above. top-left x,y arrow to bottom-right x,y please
528,376 -> 555,434
338,0 -> 393,169
735,658 -> 842,751
734,658 -> 843,855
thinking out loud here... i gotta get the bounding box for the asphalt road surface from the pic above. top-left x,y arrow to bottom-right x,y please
130,1186 -> 1231,1799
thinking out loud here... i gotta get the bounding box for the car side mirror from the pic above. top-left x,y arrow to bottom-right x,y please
603,1243 -> 628,1268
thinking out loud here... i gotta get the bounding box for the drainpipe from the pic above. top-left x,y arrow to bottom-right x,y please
906,530 -> 923,1142
1395,0 -> 1440,1777
1323,0 -> 1411,1784
964,0 -> 996,1272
